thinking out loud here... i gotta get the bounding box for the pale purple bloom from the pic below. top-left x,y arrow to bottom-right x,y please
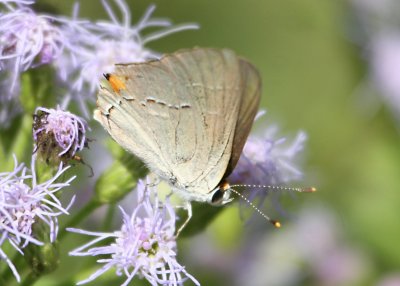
229,112 -> 307,211
377,273 -> 400,286
0,8 -> 64,70
370,32 -> 400,116
56,0 -> 198,116
0,1 -> 66,124
231,126 -> 306,185
236,207 -> 369,286
68,180 -> 199,286
294,208 -> 369,286
351,0 -> 399,23
0,155 -> 76,282
1,0 -> 33,5
350,0 -> 400,120
33,106 -> 87,158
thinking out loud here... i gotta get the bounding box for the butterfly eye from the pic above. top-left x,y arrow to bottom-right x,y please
210,182 -> 233,206
210,188 -> 225,205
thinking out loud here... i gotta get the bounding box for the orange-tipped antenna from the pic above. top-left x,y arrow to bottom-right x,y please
271,220 -> 281,228
73,155 -> 94,177
228,184 -> 317,228
229,188 -> 281,228
229,184 -> 317,193
304,187 -> 317,193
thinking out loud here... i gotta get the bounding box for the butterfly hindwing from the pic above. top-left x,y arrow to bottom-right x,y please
224,58 -> 262,178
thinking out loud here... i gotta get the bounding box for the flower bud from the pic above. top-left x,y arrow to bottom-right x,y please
33,106 -> 88,166
24,221 -> 60,275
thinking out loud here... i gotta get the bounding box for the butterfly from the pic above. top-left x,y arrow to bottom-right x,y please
94,48 -> 261,208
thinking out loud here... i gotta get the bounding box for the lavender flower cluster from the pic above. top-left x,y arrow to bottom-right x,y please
0,0 -> 310,285
0,0 -> 198,121
0,155 -> 75,282
68,180 -> 200,286
351,0 -> 400,120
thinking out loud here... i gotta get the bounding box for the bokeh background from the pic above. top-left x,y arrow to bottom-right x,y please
19,0 -> 400,285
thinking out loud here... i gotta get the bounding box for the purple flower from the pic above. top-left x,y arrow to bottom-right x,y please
0,1 -> 33,5
33,106 -> 88,163
56,0 -> 198,116
68,179 -> 199,286
0,2 -> 65,91
236,207 -> 368,286
351,0 -> 398,20
0,1 -> 66,124
350,0 -> 400,120
228,112 -> 307,217
230,112 -> 306,183
0,155 -> 75,282
231,127 -> 306,185
378,274 -> 400,286
370,32 -> 400,115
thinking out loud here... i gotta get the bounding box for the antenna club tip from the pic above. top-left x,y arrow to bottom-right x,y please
271,220 -> 281,228
304,187 -> 317,193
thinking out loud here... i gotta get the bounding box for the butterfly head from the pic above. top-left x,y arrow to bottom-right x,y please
208,181 -> 234,206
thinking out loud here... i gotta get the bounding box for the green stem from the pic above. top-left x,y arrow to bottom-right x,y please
102,204 -> 116,231
20,271 -> 39,286
0,113 -> 33,171
58,200 -> 100,240
10,114 -> 33,166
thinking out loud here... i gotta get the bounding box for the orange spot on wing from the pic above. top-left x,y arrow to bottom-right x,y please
103,73 -> 126,93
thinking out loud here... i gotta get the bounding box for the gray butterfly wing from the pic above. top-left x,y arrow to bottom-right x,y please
94,48 -> 260,201
223,58 -> 262,178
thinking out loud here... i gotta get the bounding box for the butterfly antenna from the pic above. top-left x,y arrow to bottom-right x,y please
230,184 -> 317,193
229,188 -> 281,228
228,184 -> 316,227
73,155 -> 94,177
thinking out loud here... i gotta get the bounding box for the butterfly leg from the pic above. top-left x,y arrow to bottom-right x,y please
175,201 -> 192,237
146,172 -> 161,187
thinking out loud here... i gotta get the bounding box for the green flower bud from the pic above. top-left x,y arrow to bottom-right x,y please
24,221 -> 59,275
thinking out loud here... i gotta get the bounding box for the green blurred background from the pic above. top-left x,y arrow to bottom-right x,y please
29,0 -> 400,285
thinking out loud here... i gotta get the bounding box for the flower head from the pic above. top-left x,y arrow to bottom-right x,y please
229,112 -> 307,214
350,0 -> 400,121
56,0 -> 198,116
33,106 -> 88,164
0,155 -> 75,282
0,1 -> 66,125
370,32 -> 400,116
68,180 -> 199,286
230,113 -> 306,185
0,2 -> 65,92
236,206 -> 368,286
0,7 -> 64,69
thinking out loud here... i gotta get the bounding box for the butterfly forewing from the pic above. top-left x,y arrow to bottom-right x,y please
95,48 -> 261,201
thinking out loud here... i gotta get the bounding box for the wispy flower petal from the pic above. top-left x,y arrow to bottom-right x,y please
231,116 -> 306,185
0,154 -> 75,281
33,106 -> 88,163
230,112 -> 307,214
0,1 -> 66,124
68,179 -> 199,286
55,0 -> 198,116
